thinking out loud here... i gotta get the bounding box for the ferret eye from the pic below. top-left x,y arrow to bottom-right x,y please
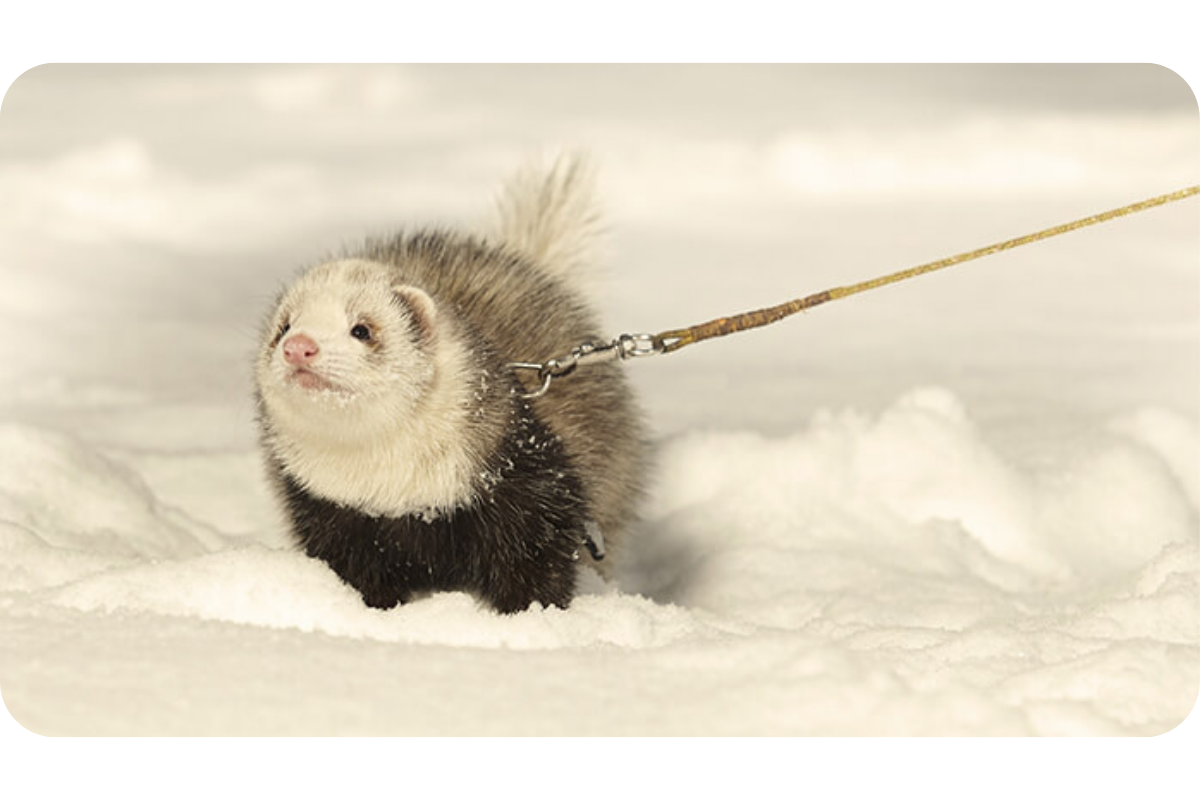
350,324 -> 372,342
276,321 -> 291,341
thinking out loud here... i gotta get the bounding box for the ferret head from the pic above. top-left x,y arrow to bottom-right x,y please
255,259 -> 441,442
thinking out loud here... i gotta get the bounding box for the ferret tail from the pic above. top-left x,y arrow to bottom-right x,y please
492,152 -> 604,283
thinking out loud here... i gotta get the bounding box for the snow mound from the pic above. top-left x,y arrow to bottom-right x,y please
1,388 -> 1196,734
637,388 -> 1195,606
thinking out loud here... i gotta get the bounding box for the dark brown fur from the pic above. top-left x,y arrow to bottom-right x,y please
261,229 -> 647,612
277,394 -> 589,612
356,230 -> 647,568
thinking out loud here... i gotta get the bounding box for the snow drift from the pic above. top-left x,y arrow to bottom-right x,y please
1,388 -> 1195,735
1,64 -> 1196,737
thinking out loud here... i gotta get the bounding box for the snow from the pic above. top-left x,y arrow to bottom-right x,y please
1,65 -> 1198,743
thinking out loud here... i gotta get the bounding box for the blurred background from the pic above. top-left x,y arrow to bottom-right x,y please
0,63 -> 1198,739
0,64 -> 1196,446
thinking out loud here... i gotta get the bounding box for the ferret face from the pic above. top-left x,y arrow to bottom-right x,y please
256,259 -> 438,441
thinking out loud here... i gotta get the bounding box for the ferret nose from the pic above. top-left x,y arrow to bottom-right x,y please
282,333 -> 320,366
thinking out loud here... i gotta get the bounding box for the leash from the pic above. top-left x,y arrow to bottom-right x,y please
509,185 -> 1199,399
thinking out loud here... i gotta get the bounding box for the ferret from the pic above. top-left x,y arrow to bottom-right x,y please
254,157 -> 646,614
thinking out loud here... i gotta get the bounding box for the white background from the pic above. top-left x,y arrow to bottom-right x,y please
2,64 -> 1200,738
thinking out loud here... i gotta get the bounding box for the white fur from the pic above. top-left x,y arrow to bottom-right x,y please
492,152 -> 604,285
256,259 -> 483,518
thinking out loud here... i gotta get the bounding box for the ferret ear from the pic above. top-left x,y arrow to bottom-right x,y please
393,286 -> 438,347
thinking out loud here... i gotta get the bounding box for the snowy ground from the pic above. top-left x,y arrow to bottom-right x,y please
0,64 -> 1197,737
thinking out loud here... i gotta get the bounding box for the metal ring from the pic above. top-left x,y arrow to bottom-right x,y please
505,362 -> 553,399
523,371 -> 553,399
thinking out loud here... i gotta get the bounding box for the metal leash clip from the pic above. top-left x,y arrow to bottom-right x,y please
508,333 -> 663,399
